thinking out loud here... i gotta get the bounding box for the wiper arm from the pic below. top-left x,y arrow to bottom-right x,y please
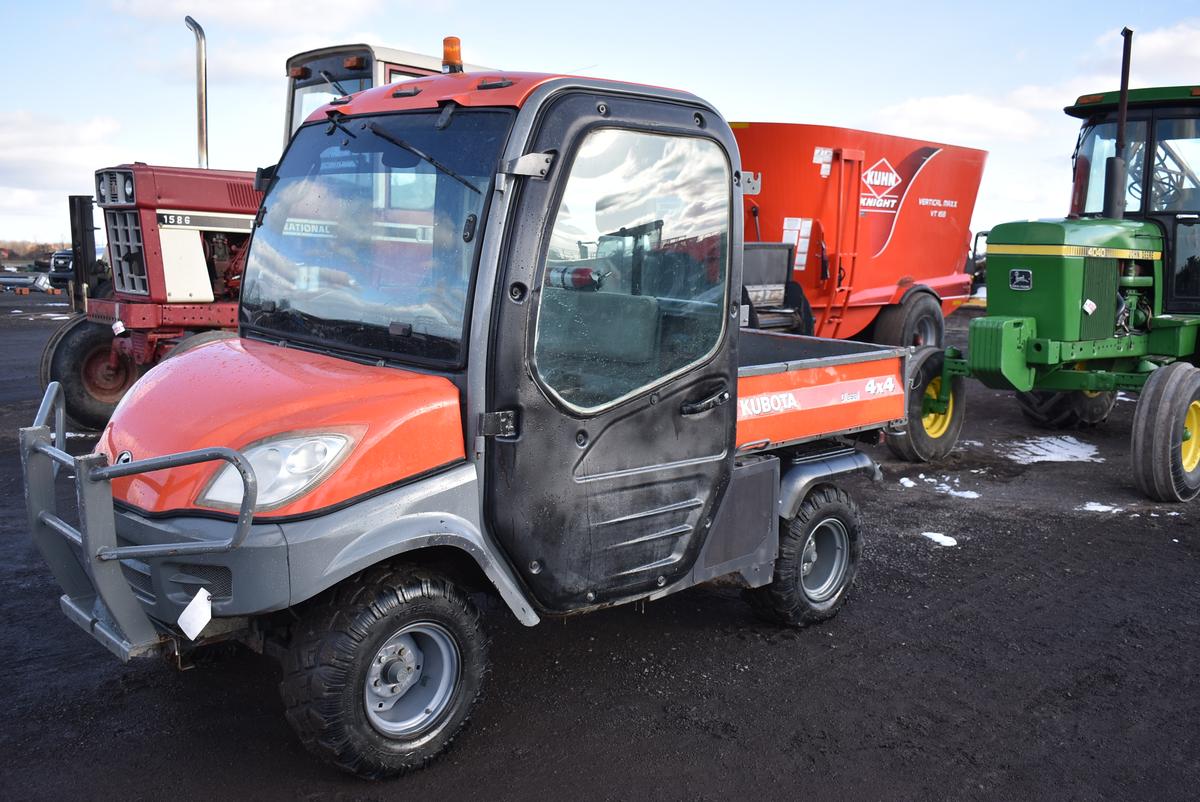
365,122 -> 481,194
320,70 -> 350,97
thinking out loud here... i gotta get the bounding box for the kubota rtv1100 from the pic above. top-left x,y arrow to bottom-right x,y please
22,40 -> 915,779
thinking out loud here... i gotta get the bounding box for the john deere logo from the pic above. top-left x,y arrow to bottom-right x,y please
1010,269 -> 1033,291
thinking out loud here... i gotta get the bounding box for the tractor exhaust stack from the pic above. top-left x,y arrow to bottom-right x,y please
1102,27 -> 1133,220
184,16 -> 209,169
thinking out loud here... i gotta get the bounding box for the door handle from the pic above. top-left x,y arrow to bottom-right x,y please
681,387 -> 730,415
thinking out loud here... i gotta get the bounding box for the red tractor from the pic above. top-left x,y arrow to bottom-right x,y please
43,18 -> 456,428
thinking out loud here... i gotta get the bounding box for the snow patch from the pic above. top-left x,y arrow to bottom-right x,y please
1076,501 -> 1122,513
935,483 -> 980,499
899,477 -> 917,488
1003,436 -> 1102,464
920,532 -> 958,547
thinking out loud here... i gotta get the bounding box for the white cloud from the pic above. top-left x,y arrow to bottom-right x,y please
865,18 -> 1200,232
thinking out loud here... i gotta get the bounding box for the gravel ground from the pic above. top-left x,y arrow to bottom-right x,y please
0,295 -> 1196,800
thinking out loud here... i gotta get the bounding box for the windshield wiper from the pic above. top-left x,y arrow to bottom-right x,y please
365,121 -> 481,194
320,70 -> 350,97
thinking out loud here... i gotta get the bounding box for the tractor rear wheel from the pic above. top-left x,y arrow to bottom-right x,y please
1131,362 -> 1200,502
745,484 -> 862,626
46,316 -> 141,430
1015,389 -> 1117,429
886,346 -> 966,462
872,292 -> 944,348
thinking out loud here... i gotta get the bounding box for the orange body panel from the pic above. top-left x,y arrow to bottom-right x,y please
97,338 -> 465,519
735,356 -> 905,451
733,122 -> 987,339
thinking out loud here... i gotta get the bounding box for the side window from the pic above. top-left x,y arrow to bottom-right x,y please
532,128 -> 730,412
1150,118 -> 1200,212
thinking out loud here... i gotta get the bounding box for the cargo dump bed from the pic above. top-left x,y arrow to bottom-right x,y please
736,330 -> 907,452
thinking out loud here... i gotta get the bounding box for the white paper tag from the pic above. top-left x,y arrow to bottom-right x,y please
111,320 -> 126,335
1082,299 -> 1097,316
178,588 -> 212,640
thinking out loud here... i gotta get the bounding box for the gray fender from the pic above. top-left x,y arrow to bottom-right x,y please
778,450 -> 880,520
321,512 -> 540,626
280,465 -> 540,627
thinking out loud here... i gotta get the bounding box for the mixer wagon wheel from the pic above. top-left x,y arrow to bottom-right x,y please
1131,362 -> 1200,503
1015,389 -> 1117,430
872,292 -> 944,348
886,346 -> 966,462
46,317 -> 142,430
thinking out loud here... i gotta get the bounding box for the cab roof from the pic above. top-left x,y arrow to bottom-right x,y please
307,71 -> 569,124
1065,85 -> 1200,118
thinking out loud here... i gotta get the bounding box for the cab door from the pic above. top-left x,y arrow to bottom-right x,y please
485,91 -> 740,614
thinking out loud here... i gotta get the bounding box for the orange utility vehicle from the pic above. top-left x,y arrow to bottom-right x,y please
22,43 -> 908,779
735,123 -> 987,346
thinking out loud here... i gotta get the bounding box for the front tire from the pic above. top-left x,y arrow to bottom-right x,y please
746,484 -> 863,626
46,316 -> 141,430
886,346 -> 966,462
1131,362 -> 1200,502
280,565 -> 487,779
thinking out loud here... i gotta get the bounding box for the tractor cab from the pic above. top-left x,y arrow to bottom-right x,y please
1067,88 -> 1200,314
284,44 -> 488,142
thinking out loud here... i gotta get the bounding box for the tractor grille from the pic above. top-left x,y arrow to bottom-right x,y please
1080,257 -> 1118,340
226,181 -> 260,212
105,210 -> 149,295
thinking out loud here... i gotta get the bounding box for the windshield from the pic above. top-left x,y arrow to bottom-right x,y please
241,109 -> 512,366
290,79 -> 371,134
1071,118 -> 1147,215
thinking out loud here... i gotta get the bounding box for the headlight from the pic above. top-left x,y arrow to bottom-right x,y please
123,175 -> 134,202
97,176 -> 106,203
199,433 -> 351,511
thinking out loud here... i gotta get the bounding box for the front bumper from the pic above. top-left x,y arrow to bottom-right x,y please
19,383 -> 262,661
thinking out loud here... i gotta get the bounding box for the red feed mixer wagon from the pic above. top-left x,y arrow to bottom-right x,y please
733,122 -> 986,346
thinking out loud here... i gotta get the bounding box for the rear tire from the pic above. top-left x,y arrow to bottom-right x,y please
1131,362 -> 1200,502
872,293 -> 944,348
1015,389 -> 1116,429
163,329 -> 237,361
280,564 -> 487,779
746,484 -> 862,626
886,346 -> 966,462
47,316 -> 142,430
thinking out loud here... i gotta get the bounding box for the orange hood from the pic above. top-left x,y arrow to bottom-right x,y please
98,337 -> 465,518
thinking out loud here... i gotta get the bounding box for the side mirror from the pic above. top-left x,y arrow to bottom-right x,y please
254,164 -> 277,194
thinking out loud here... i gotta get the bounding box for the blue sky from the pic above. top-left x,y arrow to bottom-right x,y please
1,0 -> 1197,241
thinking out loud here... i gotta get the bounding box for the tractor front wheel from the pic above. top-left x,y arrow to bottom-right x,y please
46,317 -> 141,430
1131,362 -> 1200,502
886,346 -> 966,462
1015,389 -> 1117,429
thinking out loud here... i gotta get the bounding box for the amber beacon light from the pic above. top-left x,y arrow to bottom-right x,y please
442,36 -> 463,73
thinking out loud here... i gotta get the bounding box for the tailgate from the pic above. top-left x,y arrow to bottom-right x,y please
736,349 -> 906,452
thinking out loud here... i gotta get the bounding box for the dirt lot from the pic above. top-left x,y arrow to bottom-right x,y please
1,294 -> 1197,800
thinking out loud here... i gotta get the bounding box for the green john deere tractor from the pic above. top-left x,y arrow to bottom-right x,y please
888,28 -> 1200,502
